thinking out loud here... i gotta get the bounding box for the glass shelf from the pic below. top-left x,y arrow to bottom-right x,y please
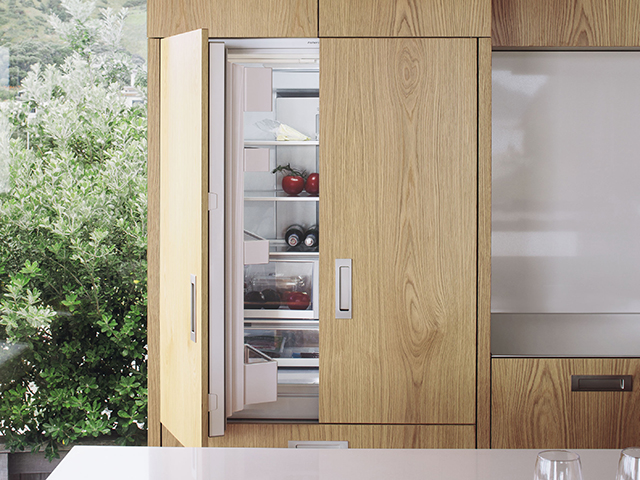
244,140 -> 319,146
245,190 -> 319,202
269,242 -> 318,258
244,308 -> 316,320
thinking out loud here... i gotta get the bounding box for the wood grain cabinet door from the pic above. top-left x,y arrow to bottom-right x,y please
492,358 -> 640,449
319,38 -> 478,425
148,0 -> 317,39
159,29 -> 209,447
319,0 -> 490,37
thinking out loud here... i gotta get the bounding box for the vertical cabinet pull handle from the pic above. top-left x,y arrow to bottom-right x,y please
190,274 -> 196,342
335,259 -> 352,319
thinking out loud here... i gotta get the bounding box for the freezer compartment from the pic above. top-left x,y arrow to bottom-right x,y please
244,258 -> 318,319
244,320 -> 319,367
230,367 -> 319,421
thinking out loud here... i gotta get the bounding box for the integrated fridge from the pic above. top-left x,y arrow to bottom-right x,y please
207,38 -> 321,434
159,32 -> 478,446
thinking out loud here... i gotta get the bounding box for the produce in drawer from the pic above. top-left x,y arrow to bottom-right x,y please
284,291 -> 310,310
245,272 -> 312,310
244,291 -> 265,309
261,288 -> 281,309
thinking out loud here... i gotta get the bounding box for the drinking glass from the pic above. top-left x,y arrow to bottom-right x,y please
534,450 -> 583,480
616,447 -> 640,480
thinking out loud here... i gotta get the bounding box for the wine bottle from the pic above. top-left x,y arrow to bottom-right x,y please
285,224 -> 305,247
304,225 -> 318,249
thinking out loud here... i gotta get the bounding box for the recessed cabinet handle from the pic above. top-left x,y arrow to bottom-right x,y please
335,259 -> 352,319
190,274 -> 196,342
571,375 -> 633,392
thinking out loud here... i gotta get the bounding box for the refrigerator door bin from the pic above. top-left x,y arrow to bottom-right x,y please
231,367 -> 319,420
244,345 -> 278,405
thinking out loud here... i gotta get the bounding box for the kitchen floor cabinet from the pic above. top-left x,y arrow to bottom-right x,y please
492,358 -> 640,449
151,31 -> 487,448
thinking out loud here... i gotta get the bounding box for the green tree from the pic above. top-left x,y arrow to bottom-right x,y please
0,0 -> 147,459
7,40 -> 69,87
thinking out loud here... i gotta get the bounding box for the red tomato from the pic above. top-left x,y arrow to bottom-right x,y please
282,175 -> 304,195
285,291 -> 310,310
305,173 -> 319,195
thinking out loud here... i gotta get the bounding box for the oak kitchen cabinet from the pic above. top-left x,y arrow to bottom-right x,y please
148,0 -> 492,449
147,0 -> 491,39
318,0 -> 490,37
490,4 -> 640,451
492,359 -> 640,449
147,0 -> 317,38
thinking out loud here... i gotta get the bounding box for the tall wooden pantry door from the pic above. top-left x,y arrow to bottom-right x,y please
158,29 -> 210,447
319,38 -> 478,425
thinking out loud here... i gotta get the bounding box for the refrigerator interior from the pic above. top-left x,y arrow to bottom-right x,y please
222,40 -> 320,420
491,51 -> 640,356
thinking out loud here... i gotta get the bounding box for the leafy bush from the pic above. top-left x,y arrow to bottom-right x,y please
6,40 -> 70,87
0,0 -> 147,458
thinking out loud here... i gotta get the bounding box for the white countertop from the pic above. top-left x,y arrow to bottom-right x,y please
48,446 -> 623,480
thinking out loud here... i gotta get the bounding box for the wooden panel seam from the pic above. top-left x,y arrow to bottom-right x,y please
476,36 -> 492,449
147,37 -> 161,448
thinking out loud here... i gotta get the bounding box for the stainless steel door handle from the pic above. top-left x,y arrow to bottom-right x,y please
190,274 -> 196,342
335,259 -> 352,319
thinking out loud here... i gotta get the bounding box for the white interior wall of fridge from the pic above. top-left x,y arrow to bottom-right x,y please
214,39 -> 321,425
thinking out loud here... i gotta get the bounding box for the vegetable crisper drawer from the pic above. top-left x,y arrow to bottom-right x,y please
244,258 -> 318,319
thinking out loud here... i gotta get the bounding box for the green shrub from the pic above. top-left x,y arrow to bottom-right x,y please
0,0 -> 147,459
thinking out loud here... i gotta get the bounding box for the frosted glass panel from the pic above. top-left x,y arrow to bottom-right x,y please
492,52 -> 640,314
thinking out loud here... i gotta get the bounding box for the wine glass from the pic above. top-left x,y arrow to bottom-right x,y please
534,450 -> 583,480
616,447 -> 640,480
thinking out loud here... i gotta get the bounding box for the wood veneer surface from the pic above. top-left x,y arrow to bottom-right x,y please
492,358 -> 640,449
158,29 -> 209,447
147,38 -> 161,448
206,424 -> 475,448
319,0 -> 490,37
148,0 -> 316,38
319,38 -> 477,425
476,37 -> 492,450
161,424 -> 184,447
492,0 -> 640,47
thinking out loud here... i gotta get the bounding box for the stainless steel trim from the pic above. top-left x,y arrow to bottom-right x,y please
492,313 -> 640,357
244,319 -> 318,329
492,354 -> 640,358
288,441 -> 348,449
335,259 -> 352,319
